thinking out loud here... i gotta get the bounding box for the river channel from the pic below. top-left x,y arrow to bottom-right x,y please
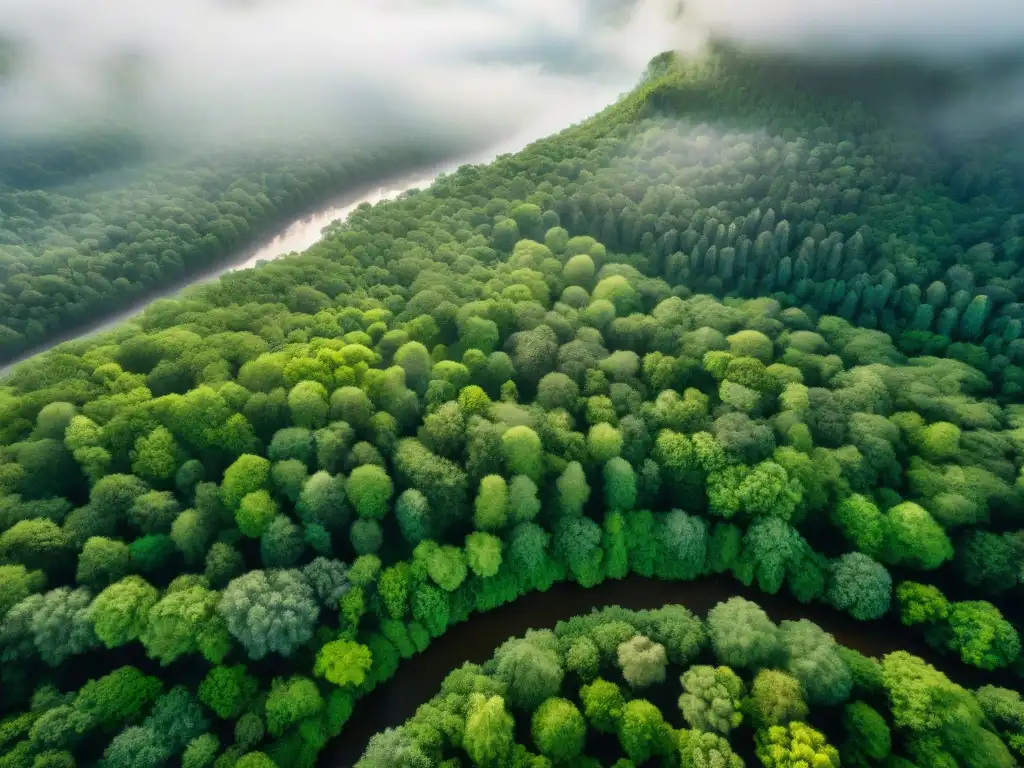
320,574 -> 997,768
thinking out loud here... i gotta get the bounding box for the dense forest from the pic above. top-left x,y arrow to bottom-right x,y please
0,45 -> 1022,768
0,133 -> 457,360
356,602 -> 1022,766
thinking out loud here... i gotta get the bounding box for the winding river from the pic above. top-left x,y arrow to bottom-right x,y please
0,89 -> 624,378
321,575 -> 996,768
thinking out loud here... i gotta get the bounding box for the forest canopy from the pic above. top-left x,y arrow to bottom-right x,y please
0,45 -> 1022,768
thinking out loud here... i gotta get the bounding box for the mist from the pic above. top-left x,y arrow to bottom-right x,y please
0,0 -> 681,153
675,0 -> 1024,139
2,0 -> 1022,159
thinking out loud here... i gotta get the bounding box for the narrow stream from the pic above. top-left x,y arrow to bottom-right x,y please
321,574 -> 996,768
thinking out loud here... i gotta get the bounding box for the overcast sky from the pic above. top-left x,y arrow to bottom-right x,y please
0,0 -> 1021,151
0,0 -> 679,150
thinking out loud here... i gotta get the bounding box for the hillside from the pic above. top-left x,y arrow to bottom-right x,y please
0,135 -> 458,361
0,48 -> 1022,768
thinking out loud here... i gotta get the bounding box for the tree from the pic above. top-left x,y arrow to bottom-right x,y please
617,635 -> 667,689
142,584 -> 229,665
588,422 -> 622,462
603,457 -> 636,511
580,678 -> 625,734
413,540 -> 467,592
917,421 -> 961,462
827,552 -> 891,620
89,576 -> 159,648
832,494 -> 884,557
945,601 -> 1020,670
347,464 -> 393,520
356,727 -> 431,768
218,570 -> 319,659
463,694 -> 515,768
234,753 -> 275,768
706,597 -> 780,669
221,455 -> 270,510
618,699 -> 672,764
882,501 -> 953,570
566,636 -> 600,682
896,581 -> 950,626
331,387 -> 374,428
746,669 -> 808,729
678,665 -> 744,735
465,532 -> 502,578
131,427 -> 184,486
492,633 -> 563,711
779,619 -> 852,706
536,372 -> 579,412
199,665 -> 258,720
474,475 -> 508,531
315,640 -> 373,687
182,734 -> 219,768
395,489 -> 432,544
842,701 -> 891,761
264,676 -> 323,737
236,490 -> 277,538
288,381 -> 329,429
728,330 -> 774,363
76,537 -> 130,588
0,564 -> 44,619
143,686 -> 209,754
501,426 -> 542,482
260,515 -> 306,568
296,471 -> 349,532
0,519 -> 68,571
102,726 -> 168,768
532,698 -> 585,761
677,729 -> 743,768
756,722 -> 839,768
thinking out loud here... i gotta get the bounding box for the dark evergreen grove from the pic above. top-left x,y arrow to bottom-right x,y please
0,46 -> 1022,768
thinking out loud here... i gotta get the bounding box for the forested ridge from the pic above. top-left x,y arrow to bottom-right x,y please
0,134 -> 457,360
0,46 -> 1022,768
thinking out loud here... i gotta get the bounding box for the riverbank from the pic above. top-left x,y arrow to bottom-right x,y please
320,574 -> 999,768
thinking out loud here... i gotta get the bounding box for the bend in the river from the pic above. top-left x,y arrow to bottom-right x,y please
321,574 -> 999,768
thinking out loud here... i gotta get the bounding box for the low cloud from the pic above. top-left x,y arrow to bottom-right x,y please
0,0 -> 681,152
681,0 -> 1024,62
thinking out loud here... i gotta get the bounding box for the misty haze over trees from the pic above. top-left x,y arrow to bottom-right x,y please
1,2 -> 1024,768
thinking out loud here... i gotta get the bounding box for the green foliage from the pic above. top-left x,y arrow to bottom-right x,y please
347,465 -> 394,520
3,47 -> 1024,768
843,700 -> 892,761
265,677 -> 323,738
707,597 -> 780,669
199,665 -> 258,720
463,694 -> 515,768
678,665 -> 744,735
756,721 -> 840,768
474,475 -> 508,532
315,640 -> 373,687
219,570 -> 318,659
746,669 -> 808,730
88,576 -> 158,648
532,697 -> 585,761
616,635 -> 666,689
827,552 -> 891,620
618,699 -> 673,764
74,666 -> 163,731
677,729 -> 743,768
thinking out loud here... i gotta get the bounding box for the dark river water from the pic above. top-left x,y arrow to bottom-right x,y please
320,574 -> 996,768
